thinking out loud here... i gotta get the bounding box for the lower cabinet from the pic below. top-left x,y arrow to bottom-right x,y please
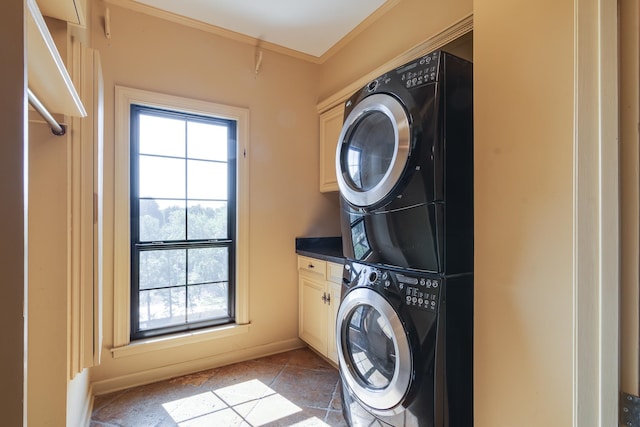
298,255 -> 343,364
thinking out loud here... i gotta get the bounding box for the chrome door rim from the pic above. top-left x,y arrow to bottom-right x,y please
336,287 -> 412,414
335,94 -> 411,208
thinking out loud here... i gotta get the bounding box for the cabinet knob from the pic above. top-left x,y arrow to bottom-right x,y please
308,263 -> 315,269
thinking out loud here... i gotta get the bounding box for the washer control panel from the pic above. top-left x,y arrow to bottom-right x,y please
396,274 -> 440,312
345,261 -> 441,312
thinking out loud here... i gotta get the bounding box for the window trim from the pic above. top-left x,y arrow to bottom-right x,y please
113,86 -> 250,353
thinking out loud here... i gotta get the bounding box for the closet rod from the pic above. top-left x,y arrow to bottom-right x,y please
27,88 -> 66,136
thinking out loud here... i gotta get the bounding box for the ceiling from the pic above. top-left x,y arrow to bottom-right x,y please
131,0 -> 392,58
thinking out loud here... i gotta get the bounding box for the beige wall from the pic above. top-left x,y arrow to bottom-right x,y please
27,118 -> 70,426
319,0 -> 472,101
474,0 -> 574,424
0,0 -> 26,425
88,3 -> 340,385
27,16 -> 73,427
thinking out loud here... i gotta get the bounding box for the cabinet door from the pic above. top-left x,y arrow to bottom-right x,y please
326,281 -> 342,364
299,275 -> 328,355
319,104 -> 345,192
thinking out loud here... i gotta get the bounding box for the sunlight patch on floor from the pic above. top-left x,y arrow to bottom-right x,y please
161,378 -> 330,426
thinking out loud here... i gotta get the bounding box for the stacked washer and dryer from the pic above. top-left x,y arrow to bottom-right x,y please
334,51 -> 474,427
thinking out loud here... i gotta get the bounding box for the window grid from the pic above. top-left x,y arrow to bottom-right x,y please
130,105 -> 237,340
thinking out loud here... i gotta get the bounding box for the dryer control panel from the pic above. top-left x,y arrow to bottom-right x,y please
361,50 -> 441,96
395,50 -> 440,89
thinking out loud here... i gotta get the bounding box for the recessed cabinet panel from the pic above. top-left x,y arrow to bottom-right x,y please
319,104 -> 344,192
299,276 -> 328,352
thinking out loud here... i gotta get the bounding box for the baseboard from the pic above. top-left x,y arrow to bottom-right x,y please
79,386 -> 95,427
91,337 -> 305,396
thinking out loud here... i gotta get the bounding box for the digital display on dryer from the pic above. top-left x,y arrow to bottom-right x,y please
350,219 -> 371,260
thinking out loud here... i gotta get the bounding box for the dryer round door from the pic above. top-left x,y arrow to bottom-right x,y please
336,94 -> 411,208
336,287 -> 412,415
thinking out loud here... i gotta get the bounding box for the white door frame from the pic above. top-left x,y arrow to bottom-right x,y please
573,0 -> 619,425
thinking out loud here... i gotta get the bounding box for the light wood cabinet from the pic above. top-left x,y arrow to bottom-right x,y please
298,255 -> 343,364
319,103 -> 344,192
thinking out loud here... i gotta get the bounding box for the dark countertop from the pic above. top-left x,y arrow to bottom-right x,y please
295,237 -> 344,264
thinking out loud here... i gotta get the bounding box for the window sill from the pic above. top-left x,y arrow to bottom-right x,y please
110,322 -> 250,359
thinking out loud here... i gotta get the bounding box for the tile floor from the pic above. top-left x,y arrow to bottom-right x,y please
90,347 -> 348,426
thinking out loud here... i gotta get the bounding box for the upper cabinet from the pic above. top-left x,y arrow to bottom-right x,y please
319,103 -> 344,193
27,0 -> 86,117
37,0 -> 86,26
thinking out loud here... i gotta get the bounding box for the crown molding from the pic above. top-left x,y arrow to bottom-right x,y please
104,0 -> 323,63
317,13 -> 473,113
103,0 -> 399,64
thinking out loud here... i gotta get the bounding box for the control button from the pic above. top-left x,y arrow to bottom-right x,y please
412,297 -> 417,303
382,272 -> 388,280
399,283 -> 404,290
384,280 -> 391,287
418,298 -> 423,304
367,80 -> 379,92
431,301 -> 436,307
426,280 -> 432,288
420,278 -> 425,286
406,296 -> 411,303
432,280 -> 439,288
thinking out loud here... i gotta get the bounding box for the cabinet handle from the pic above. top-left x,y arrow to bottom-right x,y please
321,292 -> 331,305
308,263 -> 315,269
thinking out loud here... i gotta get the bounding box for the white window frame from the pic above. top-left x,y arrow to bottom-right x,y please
111,86 -> 250,358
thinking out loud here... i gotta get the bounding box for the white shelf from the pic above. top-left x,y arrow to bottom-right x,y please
37,0 -> 86,26
27,0 -> 86,118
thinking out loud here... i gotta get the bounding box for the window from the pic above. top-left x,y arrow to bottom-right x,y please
113,87 -> 249,353
130,106 -> 237,339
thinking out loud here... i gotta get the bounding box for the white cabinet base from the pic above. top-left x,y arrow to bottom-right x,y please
297,255 -> 342,365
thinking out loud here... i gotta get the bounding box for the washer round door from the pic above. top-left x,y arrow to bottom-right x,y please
336,93 -> 411,208
336,287 -> 412,415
